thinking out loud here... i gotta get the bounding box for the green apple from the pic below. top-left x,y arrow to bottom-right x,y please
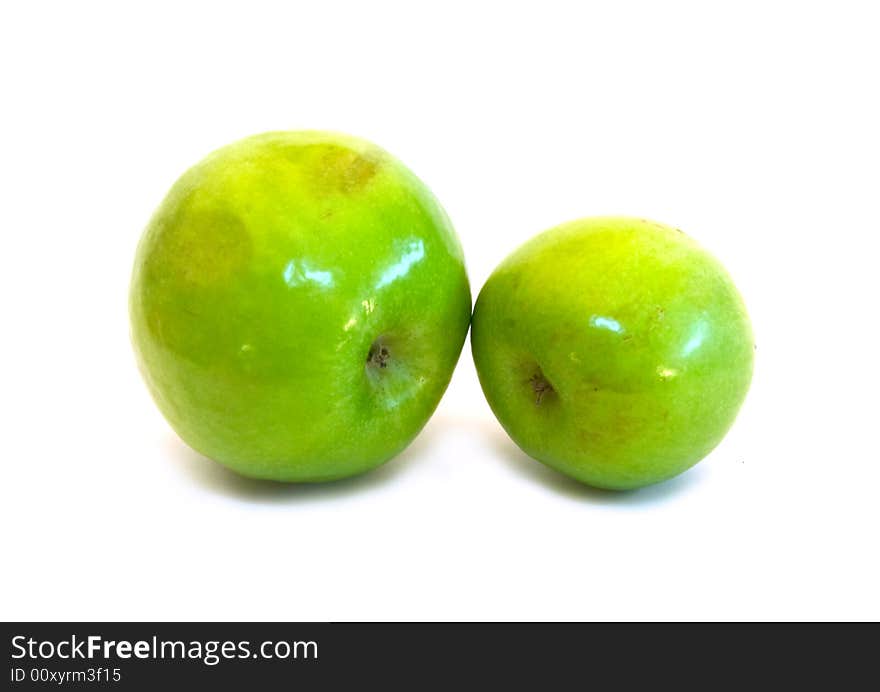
471,217 -> 753,490
130,131 -> 471,481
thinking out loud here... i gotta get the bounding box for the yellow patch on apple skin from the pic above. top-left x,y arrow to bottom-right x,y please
313,145 -> 382,195
149,206 -> 252,287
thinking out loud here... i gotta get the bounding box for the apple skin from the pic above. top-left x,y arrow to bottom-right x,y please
471,217 -> 753,490
130,131 -> 471,481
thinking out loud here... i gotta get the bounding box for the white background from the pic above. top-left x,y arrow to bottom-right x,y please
2,1 -> 878,621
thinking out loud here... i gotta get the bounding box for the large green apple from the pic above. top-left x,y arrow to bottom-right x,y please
472,217 -> 753,490
130,131 -> 471,481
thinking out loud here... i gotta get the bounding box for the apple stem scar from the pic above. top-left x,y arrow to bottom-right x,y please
367,342 -> 391,369
529,372 -> 553,405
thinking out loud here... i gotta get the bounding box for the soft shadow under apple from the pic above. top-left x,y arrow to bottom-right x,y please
165,425 -> 436,503
484,422 -> 706,506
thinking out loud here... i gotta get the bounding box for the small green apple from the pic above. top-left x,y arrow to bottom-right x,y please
130,131 -> 471,481
471,217 -> 753,490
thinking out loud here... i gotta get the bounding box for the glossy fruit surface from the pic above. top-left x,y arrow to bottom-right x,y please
472,217 -> 753,490
130,131 -> 471,481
